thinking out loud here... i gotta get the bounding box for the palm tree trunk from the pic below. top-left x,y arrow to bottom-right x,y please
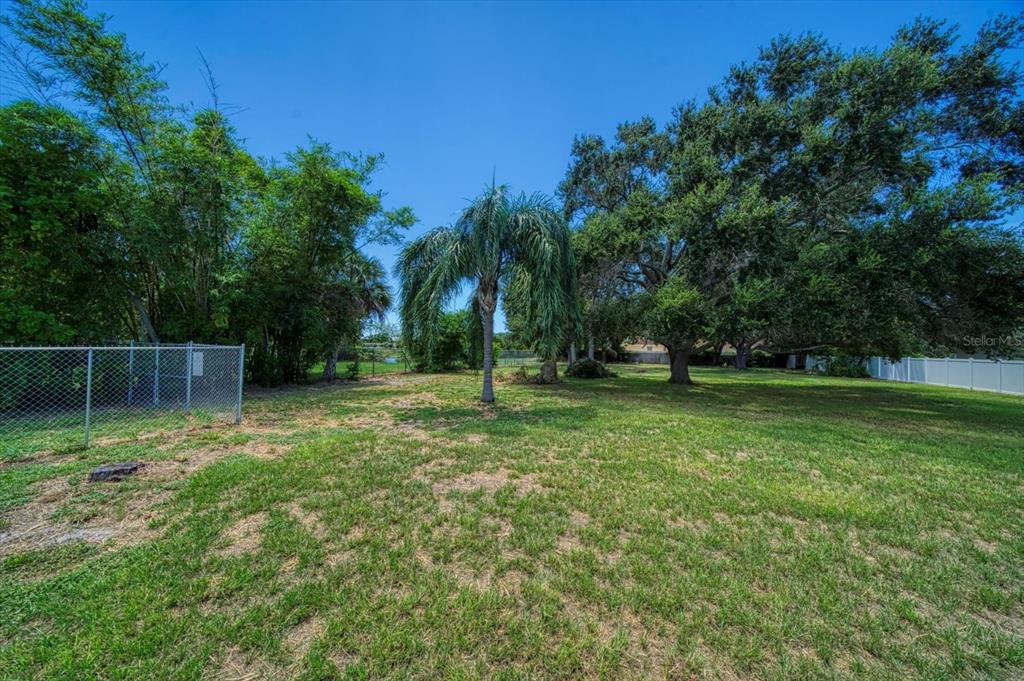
481,307 -> 495,403
568,341 -> 577,366
587,334 -> 595,360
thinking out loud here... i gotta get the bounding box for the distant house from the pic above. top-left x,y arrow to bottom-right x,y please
622,338 -> 668,353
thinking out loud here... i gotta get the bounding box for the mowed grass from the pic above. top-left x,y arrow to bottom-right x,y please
0,366 -> 1022,679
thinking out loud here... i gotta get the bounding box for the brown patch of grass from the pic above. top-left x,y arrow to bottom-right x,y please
414,545 -> 434,568
429,468 -> 542,514
329,650 -> 359,674
556,532 -> 583,553
343,411 -> 433,441
555,510 -> 590,554
669,515 -> 708,533
973,609 -> 1024,638
449,563 -> 493,590
286,501 -> 326,539
432,468 -> 542,496
972,537 -> 998,554
208,645 -> 281,681
217,512 -> 267,557
382,392 -> 441,408
284,615 -> 325,660
0,475 -> 169,557
411,458 -> 456,483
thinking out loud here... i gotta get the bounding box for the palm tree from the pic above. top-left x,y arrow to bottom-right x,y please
398,183 -> 577,402
321,255 -> 391,381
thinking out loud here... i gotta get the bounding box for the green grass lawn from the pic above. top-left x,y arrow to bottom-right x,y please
1,366 -> 1021,679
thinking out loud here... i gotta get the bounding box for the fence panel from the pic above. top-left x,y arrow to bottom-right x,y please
497,351 -> 541,367
623,351 -> 670,365
808,354 -> 1022,396
0,344 -> 244,456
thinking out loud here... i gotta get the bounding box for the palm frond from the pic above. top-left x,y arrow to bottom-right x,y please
506,193 -> 580,357
397,225 -> 474,364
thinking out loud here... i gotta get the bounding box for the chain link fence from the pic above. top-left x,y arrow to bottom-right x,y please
0,343 -> 245,456
496,350 -> 541,367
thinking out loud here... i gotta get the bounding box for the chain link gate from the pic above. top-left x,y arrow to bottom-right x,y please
0,343 -> 245,456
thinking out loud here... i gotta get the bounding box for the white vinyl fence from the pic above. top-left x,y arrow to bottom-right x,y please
805,355 -> 1024,396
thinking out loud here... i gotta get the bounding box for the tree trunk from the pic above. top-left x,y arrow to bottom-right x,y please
568,341 -> 577,366
735,341 -> 749,371
480,306 -> 495,403
130,292 -> 159,344
539,359 -> 558,384
668,345 -> 693,384
587,334 -> 595,360
713,342 -> 724,366
323,346 -> 340,381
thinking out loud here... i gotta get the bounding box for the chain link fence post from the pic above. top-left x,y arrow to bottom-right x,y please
127,340 -> 135,405
153,343 -> 160,407
185,341 -> 193,410
235,343 -> 245,424
83,348 -> 93,448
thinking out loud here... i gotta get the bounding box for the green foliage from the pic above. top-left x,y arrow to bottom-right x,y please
0,101 -> 124,343
640,276 -> 709,351
398,184 -> 577,401
561,15 -> 1024,379
816,354 -> 870,378
564,358 -> 617,379
0,0 -> 412,386
408,311 -> 470,371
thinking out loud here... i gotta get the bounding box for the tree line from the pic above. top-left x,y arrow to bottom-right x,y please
1,0 -> 414,385
3,2 -> 1023,398
554,15 -> 1024,383
402,14 -> 1024,399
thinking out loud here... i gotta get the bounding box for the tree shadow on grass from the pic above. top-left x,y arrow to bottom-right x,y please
574,368 -> 1021,432
550,368 -> 1024,475
388,400 -> 601,443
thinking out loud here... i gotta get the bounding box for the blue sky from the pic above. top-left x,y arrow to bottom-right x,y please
11,0 -> 1020,330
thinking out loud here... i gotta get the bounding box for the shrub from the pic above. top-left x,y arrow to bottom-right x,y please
565,358 -> 617,379
818,354 -> 869,378
496,366 -> 534,384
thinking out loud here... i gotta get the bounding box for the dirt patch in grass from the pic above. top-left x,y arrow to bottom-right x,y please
432,469 -> 542,496
561,595 -> 677,677
287,501 -> 327,539
415,545 -> 522,595
148,437 -> 293,479
411,458 -> 456,483
669,516 -> 708,533
209,645 -> 281,681
973,609 -> 1024,638
284,615 -> 325,659
343,411 -> 433,440
329,650 -> 359,674
556,510 -> 591,554
0,475 -> 169,557
217,512 -> 267,557
1,430 -> 300,558
382,392 -> 442,409
429,468 -> 543,513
